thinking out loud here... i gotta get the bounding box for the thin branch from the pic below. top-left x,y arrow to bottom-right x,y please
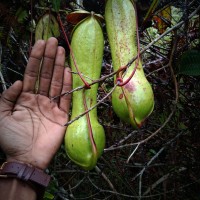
143,167 -> 187,196
126,143 -> 140,163
106,130 -> 138,151
146,64 -> 168,77
0,71 -> 6,91
0,41 -> 7,91
10,28 -> 28,63
7,67 -> 23,77
64,84 -> 117,126
95,166 -> 120,200
35,5 -> 71,13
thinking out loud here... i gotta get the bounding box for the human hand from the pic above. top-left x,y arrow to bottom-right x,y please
0,37 -> 71,170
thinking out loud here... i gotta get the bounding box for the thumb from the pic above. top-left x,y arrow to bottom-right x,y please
0,81 -> 23,113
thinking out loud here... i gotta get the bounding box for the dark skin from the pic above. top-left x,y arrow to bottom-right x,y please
0,37 -> 72,170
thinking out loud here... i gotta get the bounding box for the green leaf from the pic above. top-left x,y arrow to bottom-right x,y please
178,50 -> 200,76
50,0 -> 61,13
149,149 -> 156,155
178,122 -> 187,130
143,0 -> 160,23
43,191 -> 54,200
35,14 -> 60,41
16,7 -> 28,23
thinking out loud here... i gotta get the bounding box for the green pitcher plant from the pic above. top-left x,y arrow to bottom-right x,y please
65,11 -> 105,170
105,0 -> 154,128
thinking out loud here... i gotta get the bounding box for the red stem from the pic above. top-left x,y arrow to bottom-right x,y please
57,14 -> 91,89
83,90 -> 97,156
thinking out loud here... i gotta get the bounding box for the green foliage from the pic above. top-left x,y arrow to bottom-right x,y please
15,7 -> 28,23
50,0 -> 61,12
178,50 -> 200,76
43,179 -> 59,200
43,192 -> 54,200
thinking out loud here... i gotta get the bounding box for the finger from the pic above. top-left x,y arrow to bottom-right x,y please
23,40 -> 46,93
59,67 -> 72,113
49,46 -> 65,102
0,81 -> 22,113
38,37 -> 58,96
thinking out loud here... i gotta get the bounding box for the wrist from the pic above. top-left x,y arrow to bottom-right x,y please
0,178 -> 37,200
0,161 -> 51,200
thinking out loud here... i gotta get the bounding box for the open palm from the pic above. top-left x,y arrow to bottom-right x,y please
0,38 -> 71,170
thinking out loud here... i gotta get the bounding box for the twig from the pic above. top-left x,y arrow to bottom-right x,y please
126,143 -> 140,163
143,167 -> 187,196
71,71 -> 94,81
0,72 -> 6,91
146,64 -> 168,77
68,184 -> 75,199
95,166 -> 120,200
52,70 -> 117,100
7,67 -> 23,77
64,84 -> 118,126
10,28 -> 28,63
0,41 -> 7,91
105,130 -> 138,151
35,5 -> 71,13
134,145 -> 167,181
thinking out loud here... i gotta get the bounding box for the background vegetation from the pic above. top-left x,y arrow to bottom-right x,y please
0,0 -> 200,199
